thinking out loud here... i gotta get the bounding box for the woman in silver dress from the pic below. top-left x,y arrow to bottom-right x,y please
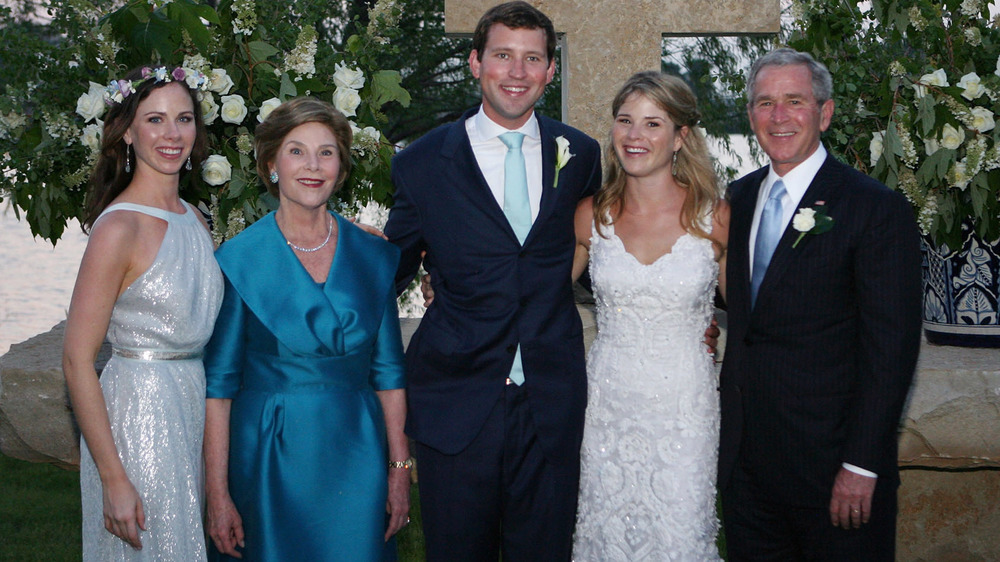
63,65 -> 222,560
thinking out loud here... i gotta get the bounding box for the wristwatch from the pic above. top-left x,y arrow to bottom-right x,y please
388,459 -> 413,470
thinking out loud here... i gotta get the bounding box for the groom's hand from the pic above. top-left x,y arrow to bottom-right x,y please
829,468 -> 876,529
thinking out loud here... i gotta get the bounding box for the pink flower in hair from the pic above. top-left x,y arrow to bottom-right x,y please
172,67 -> 186,81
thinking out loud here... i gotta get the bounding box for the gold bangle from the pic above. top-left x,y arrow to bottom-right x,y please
388,459 -> 413,470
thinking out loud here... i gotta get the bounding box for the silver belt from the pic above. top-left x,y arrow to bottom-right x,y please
112,347 -> 204,361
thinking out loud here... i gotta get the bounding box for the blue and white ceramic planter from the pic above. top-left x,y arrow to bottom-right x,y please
921,224 -> 1000,348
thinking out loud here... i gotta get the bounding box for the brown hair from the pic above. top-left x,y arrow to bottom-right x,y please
83,66 -> 207,230
471,1 -> 557,62
594,71 -> 720,244
253,97 -> 353,197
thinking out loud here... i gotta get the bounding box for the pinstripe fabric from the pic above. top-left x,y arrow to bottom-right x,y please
719,155 -> 923,511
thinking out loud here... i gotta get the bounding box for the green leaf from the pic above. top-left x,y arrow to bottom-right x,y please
917,94 -> 936,137
370,70 -> 411,109
279,72 -> 298,99
166,2 -> 213,54
248,41 -> 280,62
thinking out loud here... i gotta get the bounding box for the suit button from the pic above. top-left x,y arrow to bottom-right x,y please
506,344 -> 516,354
520,298 -> 528,307
519,250 -> 526,258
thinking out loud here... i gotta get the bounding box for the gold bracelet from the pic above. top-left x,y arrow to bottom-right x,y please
388,459 -> 413,470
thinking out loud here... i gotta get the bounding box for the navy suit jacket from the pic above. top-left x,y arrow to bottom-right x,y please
385,108 -> 602,462
718,155 -> 922,508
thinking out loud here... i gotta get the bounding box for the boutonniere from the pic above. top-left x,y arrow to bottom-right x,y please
791,202 -> 834,248
553,135 -> 574,188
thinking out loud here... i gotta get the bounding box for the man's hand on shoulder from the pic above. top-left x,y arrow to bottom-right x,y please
349,217 -> 387,240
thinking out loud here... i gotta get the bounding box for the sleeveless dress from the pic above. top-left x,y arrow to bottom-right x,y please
79,201 -> 223,561
573,217 -> 722,561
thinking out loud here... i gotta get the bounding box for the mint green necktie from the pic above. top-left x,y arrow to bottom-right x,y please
499,132 -> 531,244
498,132 -> 528,385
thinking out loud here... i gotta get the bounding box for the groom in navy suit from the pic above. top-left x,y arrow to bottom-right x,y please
384,2 -> 601,560
718,48 -> 922,561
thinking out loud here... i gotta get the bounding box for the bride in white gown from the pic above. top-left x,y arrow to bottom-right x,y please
571,71 -> 729,561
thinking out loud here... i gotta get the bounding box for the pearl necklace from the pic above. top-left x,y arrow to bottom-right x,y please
286,215 -> 333,253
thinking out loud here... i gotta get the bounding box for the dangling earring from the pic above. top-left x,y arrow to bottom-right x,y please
671,149 -> 678,176
124,144 -> 132,174
270,170 -> 279,184
185,157 -> 192,171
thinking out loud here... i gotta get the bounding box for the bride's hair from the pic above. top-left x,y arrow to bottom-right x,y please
593,71 -> 720,245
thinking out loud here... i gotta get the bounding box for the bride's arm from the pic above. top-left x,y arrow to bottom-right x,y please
712,199 -> 731,303
571,196 -> 595,283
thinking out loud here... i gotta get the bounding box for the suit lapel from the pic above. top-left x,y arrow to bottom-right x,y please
528,117 -> 558,246
439,112 -> 519,241
753,156 -> 838,308
730,167 -> 768,319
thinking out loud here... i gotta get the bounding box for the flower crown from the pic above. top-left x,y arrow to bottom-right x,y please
103,66 -> 209,105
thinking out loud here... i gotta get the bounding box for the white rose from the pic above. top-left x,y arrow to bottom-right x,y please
950,161 -> 970,190
201,154 -> 232,186
792,208 -> 817,232
361,126 -> 380,142
957,72 -> 985,100
80,121 -> 102,153
257,97 -> 281,123
348,120 -> 362,137
220,94 -> 248,124
333,62 -> 366,90
940,123 -> 966,150
200,92 -> 219,125
869,131 -> 884,167
971,106 -> 995,133
76,82 -> 106,122
207,68 -> 234,95
995,54 -> 1000,78
921,68 -> 949,88
333,87 -> 361,118
924,137 -> 940,156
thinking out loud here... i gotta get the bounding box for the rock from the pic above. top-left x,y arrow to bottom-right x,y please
898,468 -> 1000,561
898,342 -> 1000,469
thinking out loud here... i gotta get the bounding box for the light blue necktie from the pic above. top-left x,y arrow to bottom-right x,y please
750,179 -> 786,307
499,132 -> 529,385
499,132 -> 531,244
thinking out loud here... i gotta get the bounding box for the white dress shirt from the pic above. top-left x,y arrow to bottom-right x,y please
748,144 -> 826,274
466,107 -> 543,224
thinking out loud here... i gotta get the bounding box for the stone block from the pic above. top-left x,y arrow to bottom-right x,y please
897,468 -> 1000,561
898,342 -> 1000,469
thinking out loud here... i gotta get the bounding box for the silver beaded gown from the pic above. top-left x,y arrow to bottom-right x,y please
79,201 -> 223,561
574,217 -> 721,561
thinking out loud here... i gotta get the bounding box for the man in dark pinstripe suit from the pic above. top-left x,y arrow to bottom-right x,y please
718,48 -> 922,561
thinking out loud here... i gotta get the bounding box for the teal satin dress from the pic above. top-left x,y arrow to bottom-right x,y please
205,212 -> 405,561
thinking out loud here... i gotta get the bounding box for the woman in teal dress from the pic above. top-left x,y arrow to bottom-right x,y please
203,98 -> 410,561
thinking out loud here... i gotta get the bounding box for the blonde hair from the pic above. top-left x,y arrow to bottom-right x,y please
594,71 -> 719,246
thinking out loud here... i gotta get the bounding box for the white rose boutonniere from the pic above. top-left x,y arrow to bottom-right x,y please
554,135 -> 574,188
791,203 -> 834,248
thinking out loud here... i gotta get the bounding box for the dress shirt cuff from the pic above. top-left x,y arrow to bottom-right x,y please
842,462 -> 878,479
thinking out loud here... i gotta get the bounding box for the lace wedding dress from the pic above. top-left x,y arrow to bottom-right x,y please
79,202 -> 222,561
574,219 -> 721,561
